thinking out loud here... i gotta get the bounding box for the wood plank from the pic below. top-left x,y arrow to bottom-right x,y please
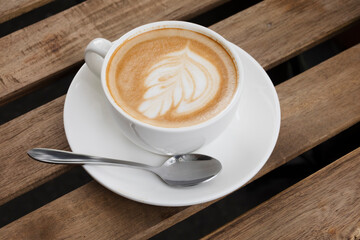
0,0 -> 227,106
254,43 -> 360,180
0,0 -> 53,24
0,0 -> 359,106
0,95 -> 72,205
211,0 -> 360,70
0,0 -> 227,205
203,147 -> 360,240
0,180 -> 212,240
1,43 -> 359,239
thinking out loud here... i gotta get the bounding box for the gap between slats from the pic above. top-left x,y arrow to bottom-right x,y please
0,0 -> 359,107
0,43 -> 359,240
0,0 -> 232,106
0,0 -> 261,125
0,0 -> 359,213
0,0 -> 53,24
154,123 -> 360,239
0,0 -> 358,238
0,35 -> 354,229
202,147 -> 360,240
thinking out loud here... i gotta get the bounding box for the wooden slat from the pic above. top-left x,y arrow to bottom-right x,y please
0,0 -> 359,106
211,0 -> 360,70
0,0 -> 53,24
1,43 -> 359,239
0,181 -> 212,239
254,43 -> 360,180
1,0 -> 360,206
0,95 -> 72,205
0,0 -> 228,205
0,0 -> 226,106
203,147 -> 360,240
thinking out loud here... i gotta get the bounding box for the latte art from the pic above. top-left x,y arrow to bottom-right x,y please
139,45 -> 220,118
107,28 -> 238,128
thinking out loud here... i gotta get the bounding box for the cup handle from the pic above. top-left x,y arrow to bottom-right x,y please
84,38 -> 112,76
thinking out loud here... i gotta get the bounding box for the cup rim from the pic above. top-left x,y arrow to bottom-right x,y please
101,20 -> 244,133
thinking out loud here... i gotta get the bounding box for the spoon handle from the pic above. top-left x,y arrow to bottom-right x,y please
27,148 -> 152,170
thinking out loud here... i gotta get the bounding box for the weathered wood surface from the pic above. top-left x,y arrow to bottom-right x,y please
203,147 -> 360,240
0,96 -> 71,205
0,0 -> 359,105
211,0 -> 360,70
0,0 -> 228,205
0,0 -> 53,24
0,0 -> 227,106
1,43 -> 359,240
254,44 -> 360,179
1,0 -> 360,207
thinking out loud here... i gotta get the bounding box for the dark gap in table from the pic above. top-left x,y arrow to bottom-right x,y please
189,0 -> 262,27
151,25 -> 360,238
151,123 -> 360,240
1,2 -> 359,232
0,0 -> 261,39
268,21 -> 360,86
1,24 -> 357,125
2,122 -> 357,232
0,0 -> 262,124
0,64 -> 81,125
0,0 -> 85,38
0,167 -> 92,228
1,29 -> 358,228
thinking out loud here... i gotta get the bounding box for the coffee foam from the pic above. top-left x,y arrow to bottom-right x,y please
107,28 -> 238,128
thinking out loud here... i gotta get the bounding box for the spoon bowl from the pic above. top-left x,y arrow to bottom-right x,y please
27,148 -> 222,187
153,154 -> 222,186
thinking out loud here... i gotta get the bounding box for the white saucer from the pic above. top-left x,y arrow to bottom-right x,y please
63,44 -> 281,207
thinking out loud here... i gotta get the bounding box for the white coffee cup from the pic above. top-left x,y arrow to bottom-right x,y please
84,21 -> 244,155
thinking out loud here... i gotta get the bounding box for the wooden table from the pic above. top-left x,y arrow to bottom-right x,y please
1,0 -> 359,239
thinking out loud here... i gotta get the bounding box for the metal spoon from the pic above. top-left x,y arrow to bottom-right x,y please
27,148 -> 222,187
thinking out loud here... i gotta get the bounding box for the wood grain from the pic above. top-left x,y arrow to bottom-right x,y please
254,43 -> 360,181
0,180 -> 212,240
0,0 -> 227,205
0,95 -> 71,205
210,0 -> 360,70
0,0 -> 53,24
0,0 -> 359,208
203,147 -> 360,240
1,43 -> 359,239
0,0 -> 359,106
0,0 -> 227,106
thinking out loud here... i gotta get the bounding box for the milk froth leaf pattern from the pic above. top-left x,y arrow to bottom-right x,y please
138,45 -> 220,119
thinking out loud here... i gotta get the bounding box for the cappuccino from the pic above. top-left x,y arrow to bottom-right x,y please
107,28 -> 238,128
